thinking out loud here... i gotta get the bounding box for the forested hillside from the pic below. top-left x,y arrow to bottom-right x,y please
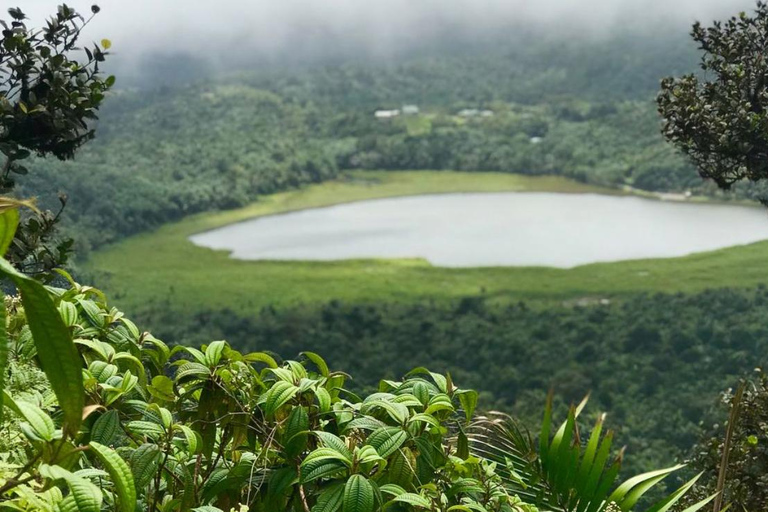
4,2 -> 768,511
22,32 -> 766,256
136,286 -> 768,476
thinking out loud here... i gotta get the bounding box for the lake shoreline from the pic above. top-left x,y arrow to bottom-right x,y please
85,170 -> 768,315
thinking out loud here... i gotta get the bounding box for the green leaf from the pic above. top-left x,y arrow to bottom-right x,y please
203,340 -> 227,367
343,474 -> 375,512
345,416 -> 388,432
0,295 -> 6,424
301,351 -> 329,377
315,431 -> 353,460
645,473 -> 709,512
39,464 -> 102,512
130,443 -> 161,490
303,447 -> 353,467
608,464 -> 683,510
244,351 -> 278,368
363,400 -> 409,424
386,448 -> 415,488
58,301 -> 79,327
379,484 -> 406,497
456,389 -> 478,422
91,410 -> 121,445
315,386 -> 332,413
0,208 -> 19,256
301,459 -> 346,483
313,482 -> 345,512
89,441 -> 137,512
367,427 -> 409,458
389,492 -> 431,509
0,258 -> 84,435
264,381 -> 299,417
148,375 -> 175,402
6,397 -> 55,441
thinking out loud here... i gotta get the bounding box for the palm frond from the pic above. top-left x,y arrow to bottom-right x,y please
468,395 -> 712,512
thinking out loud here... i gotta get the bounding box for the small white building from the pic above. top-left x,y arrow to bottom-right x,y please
374,109 -> 400,119
458,109 -> 480,117
480,110 -> 495,117
530,136 -> 543,144
402,105 -> 420,116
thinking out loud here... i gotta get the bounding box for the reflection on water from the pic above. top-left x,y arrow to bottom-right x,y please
190,193 -> 768,268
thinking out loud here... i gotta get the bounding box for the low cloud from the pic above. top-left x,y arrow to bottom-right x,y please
14,0 -> 758,71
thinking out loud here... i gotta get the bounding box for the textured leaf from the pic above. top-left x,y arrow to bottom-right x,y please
315,431 -> 353,460
301,459 -> 346,483
412,382 -> 429,407
244,351 -> 278,368
58,301 -> 78,327
345,416 -> 388,432
315,386 -> 332,413
175,362 -> 211,382
303,447 -> 353,466
390,492 -> 432,509
265,381 -> 299,417
130,443 -> 161,490
313,483 -> 345,512
13,399 -> 55,441
204,340 -> 227,367
39,464 -> 102,512
91,410 -> 121,445
177,424 -> 201,454
367,427 -> 409,458
0,258 -> 83,435
89,441 -> 137,512
386,448 -> 415,488
284,406 -> 309,457
126,420 -> 166,438
301,351 -> 329,377
379,484 -> 406,497
343,474 -> 374,512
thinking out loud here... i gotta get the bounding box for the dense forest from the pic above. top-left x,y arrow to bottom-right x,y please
3,2 -> 768,511
21,32 -> 768,257
135,286 -> 768,477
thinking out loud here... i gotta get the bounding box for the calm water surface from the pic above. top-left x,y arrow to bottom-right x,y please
190,193 -> 768,268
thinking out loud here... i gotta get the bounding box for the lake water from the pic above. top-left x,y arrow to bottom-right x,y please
189,193 -> 768,268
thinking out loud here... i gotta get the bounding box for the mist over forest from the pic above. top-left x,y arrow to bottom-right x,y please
4,1 -> 768,511
19,0 -> 756,84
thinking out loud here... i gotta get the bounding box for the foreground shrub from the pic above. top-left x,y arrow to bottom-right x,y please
0,277 -> 716,512
0,277 -> 539,512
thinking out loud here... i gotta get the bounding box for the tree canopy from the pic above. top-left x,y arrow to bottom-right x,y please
658,2 -> 768,189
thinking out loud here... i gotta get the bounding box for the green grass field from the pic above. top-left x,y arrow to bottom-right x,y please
85,170 -> 768,315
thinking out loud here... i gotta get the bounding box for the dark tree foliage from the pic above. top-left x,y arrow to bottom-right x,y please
0,4 -> 112,277
658,2 -> 768,189
137,287 -> 768,477
679,373 -> 768,511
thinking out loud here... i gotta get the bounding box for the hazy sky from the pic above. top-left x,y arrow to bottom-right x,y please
15,0 -> 758,64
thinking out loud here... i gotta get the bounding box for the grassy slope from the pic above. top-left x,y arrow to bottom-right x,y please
86,170 -> 768,315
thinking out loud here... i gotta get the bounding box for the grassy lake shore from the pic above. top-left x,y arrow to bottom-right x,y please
85,170 -> 768,315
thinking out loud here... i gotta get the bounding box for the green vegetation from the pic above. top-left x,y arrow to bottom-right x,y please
140,285 -> 768,479
0,278 -> 708,512
21,28 -> 767,257
86,170 -> 768,315
659,2 -> 768,189
680,372 -> 768,511
4,2 -> 768,510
